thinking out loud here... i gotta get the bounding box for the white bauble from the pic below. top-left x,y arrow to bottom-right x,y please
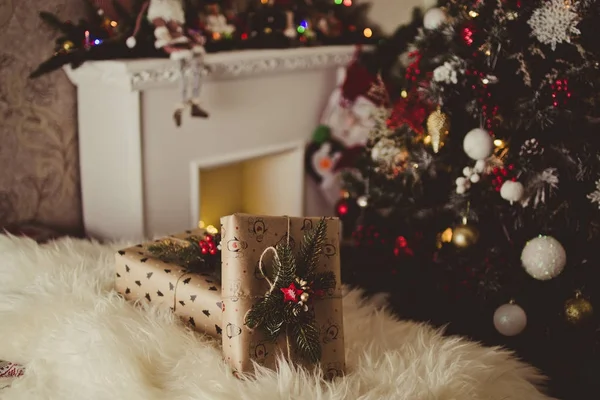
521,236 -> 566,280
470,173 -> 480,183
500,181 -> 525,203
494,303 -> 527,336
423,8 -> 447,30
463,128 -> 494,160
462,166 -> 472,177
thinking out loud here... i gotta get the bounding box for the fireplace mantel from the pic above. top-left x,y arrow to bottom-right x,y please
65,45 -> 357,91
66,46 -> 357,241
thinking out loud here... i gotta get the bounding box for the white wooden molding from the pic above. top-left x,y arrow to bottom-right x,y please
64,45 -> 358,92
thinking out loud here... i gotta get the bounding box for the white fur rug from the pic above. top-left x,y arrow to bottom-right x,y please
0,235 -> 553,400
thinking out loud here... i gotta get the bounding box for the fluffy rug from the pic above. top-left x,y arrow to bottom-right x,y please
0,234 -> 553,400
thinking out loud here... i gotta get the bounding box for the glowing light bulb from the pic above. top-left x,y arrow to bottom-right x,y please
212,32 -> 221,40
363,28 -> 372,38
400,90 -> 408,98
206,225 -> 219,235
343,0 -> 352,5
468,10 -> 479,18
261,0 -> 268,4
334,0 -> 343,4
198,220 -> 206,228
494,139 -> 504,147
110,20 -> 118,27
297,26 -> 305,34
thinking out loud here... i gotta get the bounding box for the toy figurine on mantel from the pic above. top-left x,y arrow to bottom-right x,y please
128,0 -> 210,126
200,0 -> 236,51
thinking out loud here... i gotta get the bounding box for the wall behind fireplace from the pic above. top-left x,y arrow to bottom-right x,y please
0,0 -> 83,232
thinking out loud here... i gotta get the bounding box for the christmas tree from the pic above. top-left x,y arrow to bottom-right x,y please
339,1 -> 600,398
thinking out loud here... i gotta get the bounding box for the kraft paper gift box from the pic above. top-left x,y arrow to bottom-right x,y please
220,214 -> 345,377
115,229 -> 223,339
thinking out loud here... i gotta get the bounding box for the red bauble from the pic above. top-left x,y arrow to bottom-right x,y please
337,201 -> 349,217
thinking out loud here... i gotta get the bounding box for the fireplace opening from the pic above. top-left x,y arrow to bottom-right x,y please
195,145 -> 305,229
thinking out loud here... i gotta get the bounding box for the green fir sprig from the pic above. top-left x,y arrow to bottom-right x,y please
147,234 -> 220,272
244,218 -> 336,364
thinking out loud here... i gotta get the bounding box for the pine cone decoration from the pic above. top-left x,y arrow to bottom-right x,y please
519,138 -> 544,156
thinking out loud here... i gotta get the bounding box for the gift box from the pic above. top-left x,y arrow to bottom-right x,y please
220,214 -> 345,377
115,229 -> 223,339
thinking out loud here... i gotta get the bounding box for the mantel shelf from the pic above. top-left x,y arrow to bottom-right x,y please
64,45 -> 360,92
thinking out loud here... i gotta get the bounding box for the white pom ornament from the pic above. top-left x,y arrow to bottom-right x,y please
423,8 -> 447,30
126,36 -> 137,48
463,128 -> 494,161
500,181 -> 525,204
494,303 -> 527,336
521,235 -> 566,280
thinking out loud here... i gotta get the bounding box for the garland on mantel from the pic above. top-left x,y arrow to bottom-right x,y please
30,0 -> 382,78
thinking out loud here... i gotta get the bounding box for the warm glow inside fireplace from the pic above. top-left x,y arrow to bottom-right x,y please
195,144 -> 305,229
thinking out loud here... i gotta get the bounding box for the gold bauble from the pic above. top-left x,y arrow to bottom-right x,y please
426,108 -> 450,153
62,40 -> 75,51
451,224 -> 479,249
564,292 -> 594,326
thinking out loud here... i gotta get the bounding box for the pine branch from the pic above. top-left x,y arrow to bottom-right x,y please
272,242 -> 296,288
39,11 -> 69,32
297,218 -> 327,277
293,319 -> 321,363
146,238 -> 214,271
245,292 -> 281,332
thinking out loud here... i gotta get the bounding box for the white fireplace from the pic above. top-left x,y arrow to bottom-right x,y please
65,46 -> 356,241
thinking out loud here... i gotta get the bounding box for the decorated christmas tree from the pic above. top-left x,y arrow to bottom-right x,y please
339,1 -> 600,398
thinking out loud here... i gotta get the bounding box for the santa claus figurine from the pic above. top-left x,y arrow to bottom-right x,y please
127,0 -> 209,126
204,0 -> 235,39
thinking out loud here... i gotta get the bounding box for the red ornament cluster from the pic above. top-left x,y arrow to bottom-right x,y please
405,51 -> 423,82
551,78 -> 571,108
199,234 -> 218,255
491,164 -> 516,191
462,25 -> 475,46
465,69 -> 500,135
352,224 -> 390,247
393,235 -> 414,257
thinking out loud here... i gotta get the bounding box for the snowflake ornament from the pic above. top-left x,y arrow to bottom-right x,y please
587,179 -> 600,208
528,0 -> 581,51
522,168 -> 560,208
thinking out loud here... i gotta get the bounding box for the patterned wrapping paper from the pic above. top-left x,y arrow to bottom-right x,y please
114,229 -> 223,339
220,214 -> 345,377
